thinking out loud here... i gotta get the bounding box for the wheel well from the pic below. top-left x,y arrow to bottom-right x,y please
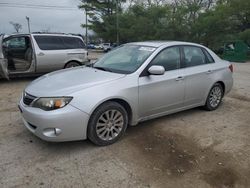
101,99 -> 133,125
216,81 -> 225,96
64,61 -> 81,68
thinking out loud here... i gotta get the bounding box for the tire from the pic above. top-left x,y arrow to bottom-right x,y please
204,83 -> 224,111
87,101 -> 128,146
64,61 -> 81,68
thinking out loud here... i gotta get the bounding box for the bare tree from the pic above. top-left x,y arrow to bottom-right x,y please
9,22 -> 22,33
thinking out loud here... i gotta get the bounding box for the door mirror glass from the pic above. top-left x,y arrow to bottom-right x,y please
148,65 -> 165,75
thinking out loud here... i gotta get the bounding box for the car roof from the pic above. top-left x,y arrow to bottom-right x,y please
6,33 -> 82,38
127,41 -> 205,48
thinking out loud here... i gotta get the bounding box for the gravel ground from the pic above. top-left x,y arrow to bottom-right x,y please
0,60 -> 250,188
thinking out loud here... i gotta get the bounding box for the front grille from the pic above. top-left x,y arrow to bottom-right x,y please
23,93 -> 36,106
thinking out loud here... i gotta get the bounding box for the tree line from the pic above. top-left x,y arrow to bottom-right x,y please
79,0 -> 250,50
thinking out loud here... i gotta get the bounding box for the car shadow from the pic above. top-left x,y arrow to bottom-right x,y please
30,106 -> 207,152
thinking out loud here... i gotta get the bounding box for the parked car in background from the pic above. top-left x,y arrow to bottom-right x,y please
19,41 -> 233,146
94,44 -> 103,50
87,43 -> 95,49
101,43 -> 111,52
0,33 -> 88,79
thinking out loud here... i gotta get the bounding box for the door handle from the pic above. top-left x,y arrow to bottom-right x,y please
37,52 -> 45,56
206,70 -> 213,74
175,76 -> 184,81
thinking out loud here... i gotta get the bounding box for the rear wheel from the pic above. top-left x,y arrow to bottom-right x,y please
64,61 -> 81,68
204,83 -> 224,111
87,101 -> 128,146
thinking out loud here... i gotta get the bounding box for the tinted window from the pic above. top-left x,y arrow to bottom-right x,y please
183,46 -> 206,67
151,47 -> 180,71
203,49 -> 214,63
62,37 -> 85,49
34,36 -> 64,50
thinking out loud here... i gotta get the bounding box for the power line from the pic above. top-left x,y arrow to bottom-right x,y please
0,5 -> 77,11
0,2 -> 76,9
0,2 -> 78,10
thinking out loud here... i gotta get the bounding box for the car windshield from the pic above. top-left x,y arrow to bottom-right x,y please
93,45 -> 156,74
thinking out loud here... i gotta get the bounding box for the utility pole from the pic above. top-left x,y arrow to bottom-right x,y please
26,16 -> 31,33
85,9 -> 88,50
116,0 -> 119,45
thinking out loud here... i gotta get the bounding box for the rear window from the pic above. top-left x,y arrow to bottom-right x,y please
62,37 -> 85,49
34,36 -> 85,50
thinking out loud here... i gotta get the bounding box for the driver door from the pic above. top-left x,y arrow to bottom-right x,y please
0,35 -> 9,80
138,46 -> 185,119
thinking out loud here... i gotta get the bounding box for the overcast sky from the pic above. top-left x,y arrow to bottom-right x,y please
0,0 -> 86,34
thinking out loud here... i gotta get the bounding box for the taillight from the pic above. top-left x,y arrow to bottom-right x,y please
229,64 -> 233,73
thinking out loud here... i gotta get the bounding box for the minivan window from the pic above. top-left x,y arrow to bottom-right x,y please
4,37 -> 26,49
62,37 -> 85,49
34,36 -> 85,50
34,36 -> 64,50
183,46 -> 206,67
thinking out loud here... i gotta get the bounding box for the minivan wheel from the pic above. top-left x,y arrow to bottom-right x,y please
87,101 -> 128,146
64,61 -> 81,68
204,83 -> 224,111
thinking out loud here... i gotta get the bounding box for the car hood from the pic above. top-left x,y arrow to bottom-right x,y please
25,67 -> 126,97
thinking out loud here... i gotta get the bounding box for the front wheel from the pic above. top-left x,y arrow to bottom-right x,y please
87,101 -> 128,146
64,61 -> 81,68
204,83 -> 224,111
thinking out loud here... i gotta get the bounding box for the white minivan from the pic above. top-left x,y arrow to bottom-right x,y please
0,33 -> 89,79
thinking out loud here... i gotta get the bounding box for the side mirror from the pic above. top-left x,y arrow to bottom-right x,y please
148,65 -> 165,75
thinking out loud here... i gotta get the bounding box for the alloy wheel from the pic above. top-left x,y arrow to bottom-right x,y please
96,110 -> 124,141
209,86 -> 222,108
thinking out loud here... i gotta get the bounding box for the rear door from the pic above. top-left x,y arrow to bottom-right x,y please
0,35 -> 9,79
182,45 -> 214,106
33,35 -> 67,73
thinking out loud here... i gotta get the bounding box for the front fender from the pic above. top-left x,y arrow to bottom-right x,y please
69,75 -> 139,125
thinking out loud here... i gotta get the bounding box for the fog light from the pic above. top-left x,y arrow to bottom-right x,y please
54,128 -> 62,136
43,128 -> 62,137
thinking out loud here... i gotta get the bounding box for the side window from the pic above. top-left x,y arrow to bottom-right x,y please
62,37 -> 85,49
4,37 -> 26,49
183,46 -> 206,67
203,49 -> 214,63
34,36 -> 64,50
151,47 -> 180,71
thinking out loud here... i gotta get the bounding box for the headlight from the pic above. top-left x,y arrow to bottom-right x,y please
32,97 -> 73,111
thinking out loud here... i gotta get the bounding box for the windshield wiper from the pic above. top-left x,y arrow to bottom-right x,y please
93,66 -> 113,72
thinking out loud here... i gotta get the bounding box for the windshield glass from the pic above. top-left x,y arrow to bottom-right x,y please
93,45 -> 156,74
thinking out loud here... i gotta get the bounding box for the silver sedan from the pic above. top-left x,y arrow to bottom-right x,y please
19,41 -> 233,146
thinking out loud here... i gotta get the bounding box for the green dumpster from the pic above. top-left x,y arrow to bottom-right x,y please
222,41 -> 248,62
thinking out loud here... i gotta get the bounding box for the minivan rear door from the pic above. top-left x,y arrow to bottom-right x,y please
0,35 -> 9,80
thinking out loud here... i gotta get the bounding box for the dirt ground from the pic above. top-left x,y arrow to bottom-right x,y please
0,59 -> 250,188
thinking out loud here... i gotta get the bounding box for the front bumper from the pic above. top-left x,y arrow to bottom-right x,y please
19,98 -> 90,142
